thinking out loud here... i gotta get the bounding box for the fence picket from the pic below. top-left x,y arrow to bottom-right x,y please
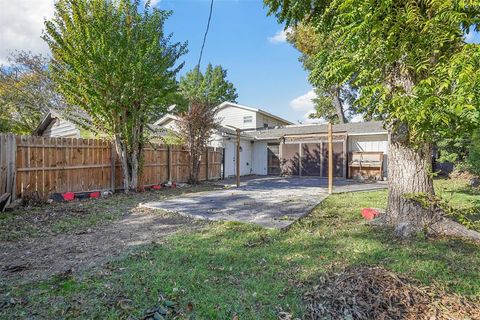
0,134 -> 222,199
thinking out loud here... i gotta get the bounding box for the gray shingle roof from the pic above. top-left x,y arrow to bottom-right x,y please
244,121 -> 386,140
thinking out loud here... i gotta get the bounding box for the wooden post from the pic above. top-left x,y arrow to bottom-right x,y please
328,122 -> 333,194
110,142 -> 116,192
236,128 -> 240,188
168,145 -> 173,182
205,148 -> 209,181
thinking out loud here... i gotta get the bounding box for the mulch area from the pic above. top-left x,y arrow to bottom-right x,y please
304,266 -> 480,320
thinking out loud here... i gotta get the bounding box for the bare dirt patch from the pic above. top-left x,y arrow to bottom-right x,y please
0,187 -> 215,284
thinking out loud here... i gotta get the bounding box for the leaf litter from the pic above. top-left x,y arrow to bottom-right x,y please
304,266 -> 480,320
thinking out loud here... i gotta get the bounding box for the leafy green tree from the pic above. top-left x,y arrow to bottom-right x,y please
287,22 -> 360,124
0,52 -> 61,134
265,0 -> 480,238
178,64 -> 238,108
468,129 -> 480,176
43,0 -> 187,192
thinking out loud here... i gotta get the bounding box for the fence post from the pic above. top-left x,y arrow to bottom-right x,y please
168,145 -> 173,182
110,142 -> 116,192
0,134 -> 16,210
205,148 -> 209,181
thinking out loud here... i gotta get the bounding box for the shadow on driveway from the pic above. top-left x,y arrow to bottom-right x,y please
142,176 -> 387,229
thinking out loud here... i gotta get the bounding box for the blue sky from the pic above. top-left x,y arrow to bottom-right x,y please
157,0 -> 312,124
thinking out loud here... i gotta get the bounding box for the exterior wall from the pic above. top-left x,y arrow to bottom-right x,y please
216,106 -> 257,130
42,118 -> 81,138
239,140 -> 253,175
223,137 -> 254,177
252,141 -> 268,175
162,118 -> 179,131
348,133 -> 388,177
256,114 -> 287,129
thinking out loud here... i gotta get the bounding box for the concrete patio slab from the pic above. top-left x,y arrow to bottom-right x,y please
141,176 -> 387,229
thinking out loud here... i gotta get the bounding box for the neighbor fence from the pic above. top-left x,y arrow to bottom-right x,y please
0,134 -> 223,200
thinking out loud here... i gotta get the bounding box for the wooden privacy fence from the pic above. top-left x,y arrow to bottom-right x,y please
0,134 -> 223,199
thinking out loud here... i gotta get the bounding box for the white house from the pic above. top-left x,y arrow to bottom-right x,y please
34,102 -> 389,180
155,101 -> 388,180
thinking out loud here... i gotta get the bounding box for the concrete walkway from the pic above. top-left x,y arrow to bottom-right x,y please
142,176 -> 387,229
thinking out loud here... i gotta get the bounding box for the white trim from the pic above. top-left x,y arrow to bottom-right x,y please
217,101 -> 293,125
154,114 -> 179,126
347,132 -> 388,136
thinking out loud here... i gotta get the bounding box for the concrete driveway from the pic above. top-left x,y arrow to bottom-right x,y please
142,176 -> 387,229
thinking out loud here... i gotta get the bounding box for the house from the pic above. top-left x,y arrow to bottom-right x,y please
154,101 -> 293,131
155,101 -> 389,180
33,110 -> 166,140
33,112 -> 84,138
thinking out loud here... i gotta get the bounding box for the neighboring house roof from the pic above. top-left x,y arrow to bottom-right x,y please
153,114 -> 179,126
217,101 -> 293,125
33,112 -> 55,136
245,121 -> 387,140
33,109 -> 92,136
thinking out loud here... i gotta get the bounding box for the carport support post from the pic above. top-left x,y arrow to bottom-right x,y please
236,128 -> 241,187
328,122 -> 333,194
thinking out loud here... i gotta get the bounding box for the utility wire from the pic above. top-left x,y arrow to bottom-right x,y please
197,0 -> 214,70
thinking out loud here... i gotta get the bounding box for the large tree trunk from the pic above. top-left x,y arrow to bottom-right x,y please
114,135 -> 130,193
385,127 -> 480,241
385,129 -> 434,237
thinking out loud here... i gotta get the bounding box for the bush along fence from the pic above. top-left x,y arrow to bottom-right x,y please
0,134 -> 223,204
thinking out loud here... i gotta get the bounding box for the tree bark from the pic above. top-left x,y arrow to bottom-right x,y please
114,135 -> 130,193
331,86 -> 347,124
385,126 -> 435,237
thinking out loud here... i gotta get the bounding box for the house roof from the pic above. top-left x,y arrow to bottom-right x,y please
153,114 -> 179,126
217,102 -> 293,125
244,121 -> 387,140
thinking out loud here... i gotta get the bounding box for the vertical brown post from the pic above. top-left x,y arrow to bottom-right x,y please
168,145 -> 173,182
205,148 -> 209,181
328,122 -> 333,194
110,142 -> 116,192
236,129 -> 240,188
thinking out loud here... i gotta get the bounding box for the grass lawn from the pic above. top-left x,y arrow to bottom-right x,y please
1,179 -> 479,319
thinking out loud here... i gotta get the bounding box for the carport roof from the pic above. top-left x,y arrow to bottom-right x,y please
244,121 -> 387,140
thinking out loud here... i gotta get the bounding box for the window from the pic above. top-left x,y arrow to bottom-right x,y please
243,115 -> 253,124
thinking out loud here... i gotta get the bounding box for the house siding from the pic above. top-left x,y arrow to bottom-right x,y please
43,118 -> 81,138
256,114 -> 287,129
216,106 -> 257,130
252,141 -> 268,175
348,133 -> 388,177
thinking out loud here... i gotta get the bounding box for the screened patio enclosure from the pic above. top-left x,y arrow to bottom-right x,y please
278,133 -> 347,178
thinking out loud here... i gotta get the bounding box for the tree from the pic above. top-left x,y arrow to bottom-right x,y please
43,0 -> 187,192
178,63 -> 238,107
287,22 -> 359,124
265,0 -> 480,238
177,102 -> 221,184
177,64 -> 237,184
0,52 -> 62,134
468,129 -> 480,177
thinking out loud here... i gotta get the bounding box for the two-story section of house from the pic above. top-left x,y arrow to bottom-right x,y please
154,102 -> 293,177
215,102 -> 292,130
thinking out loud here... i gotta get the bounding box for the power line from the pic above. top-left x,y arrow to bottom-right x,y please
197,0 -> 214,69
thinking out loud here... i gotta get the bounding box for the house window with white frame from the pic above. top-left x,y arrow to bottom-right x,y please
243,115 -> 253,124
